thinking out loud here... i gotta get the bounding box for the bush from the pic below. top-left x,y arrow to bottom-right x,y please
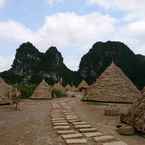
14,84 -> 36,98
81,95 -> 88,101
52,89 -> 66,98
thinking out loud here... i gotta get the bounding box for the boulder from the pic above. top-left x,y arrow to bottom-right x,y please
116,124 -> 135,136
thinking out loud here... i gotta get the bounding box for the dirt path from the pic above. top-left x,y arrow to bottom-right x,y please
55,97 -> 145,145
0,100 -> 57,145
0,97 -> 145,145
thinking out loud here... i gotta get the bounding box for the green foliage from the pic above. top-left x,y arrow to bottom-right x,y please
79,41 -> 145,89
2,41 -> 145,90
15,84 -> 36,98
52,89 -> 66,98
80,95 -> 88,101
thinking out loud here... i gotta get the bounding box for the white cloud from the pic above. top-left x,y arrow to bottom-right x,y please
36,12 -> 116,50
47,0 -> 62,5
0,0 -> 7,8
0,56 -> 13,72
89,0 -> 145,12
1,12 -> 145,71
0,20 -> 35,42
88,0 -> 145,23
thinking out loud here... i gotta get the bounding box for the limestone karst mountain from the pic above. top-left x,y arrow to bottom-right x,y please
31,80 -> 52,99
0,77 -> 13,104
0,42 -> 79,86
1,41 -> 145,89
86,62 -> 142,103
79,41 -> 145,89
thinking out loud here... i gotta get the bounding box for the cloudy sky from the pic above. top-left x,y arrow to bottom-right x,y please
0,0 -> 145,71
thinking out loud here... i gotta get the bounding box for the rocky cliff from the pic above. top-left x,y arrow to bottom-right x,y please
79,41 -> 145,89
0,42 -> 79,85
1,41 -> 145,89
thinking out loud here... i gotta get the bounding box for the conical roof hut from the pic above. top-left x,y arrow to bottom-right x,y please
0,77 -> 12,104
142,87 -> 145,96
65,84 -> 72,91
53,81 -> 65,91
120,94 -> 145,133
31,80 -> 52,99
71,85 -> 77,92
87,62 -> 142,103
78,80 -> 88,89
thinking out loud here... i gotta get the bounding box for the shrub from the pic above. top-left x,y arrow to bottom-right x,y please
14,84 -> 36,98
52,89 -> 66,98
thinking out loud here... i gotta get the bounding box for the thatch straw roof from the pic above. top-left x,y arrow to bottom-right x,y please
71,86 -> 77,92
65,84 -> 72,91
31,80 -> 52,99
121,94 -> 145,133
87,62 -> 142,103
142,87 -> 145,96
0,77 -> 12,104
53,82 -> 65,91
78,80 -> 88,89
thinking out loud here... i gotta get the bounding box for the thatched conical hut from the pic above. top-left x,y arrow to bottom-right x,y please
53,82 -> 65,92
51,81 -> 66,98
86,62 -> 142,103
71,85 -> 77,92
78,80 -> 88,88
31,80 -> 52,99
78,80 -> 88,91
65,84 -> 72,91
120,87 -> 145,133
0,77 -> 12,104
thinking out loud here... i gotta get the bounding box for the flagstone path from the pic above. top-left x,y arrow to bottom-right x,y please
50,100 -> 128,145
0,98 -> 144,145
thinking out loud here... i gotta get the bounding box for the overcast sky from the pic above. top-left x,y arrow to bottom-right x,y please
0,0 -> 145,71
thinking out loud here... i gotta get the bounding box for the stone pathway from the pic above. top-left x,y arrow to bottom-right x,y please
50,100 -> 128,145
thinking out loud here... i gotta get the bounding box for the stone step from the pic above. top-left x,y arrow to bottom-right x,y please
57,130 -> 77,134
66,116 -> 78,119
52,120 -> 67,123
102,141 -> 128,145
83,132 -> 103,137
65,138 -> 87,144
52,118 -> 65,121
73,121 -> 88,125
75,124 -> 91,129
94,135 -> 115,142
68,119 -> 81,123
54,126 -> 70,130
53,122 -> 69,126
61,133 -> 83,139
79,128 -> 98,133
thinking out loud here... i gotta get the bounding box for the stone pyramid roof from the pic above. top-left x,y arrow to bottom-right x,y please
78,80 -> 88,89
31,80 -> 52,99
0,77 -> 12,104
87,62 -> 142,103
